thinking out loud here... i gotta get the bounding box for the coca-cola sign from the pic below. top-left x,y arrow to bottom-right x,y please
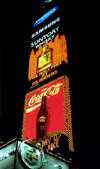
22,78 -> 65,140
27,82 -> 62,113
22,76 -> 74,153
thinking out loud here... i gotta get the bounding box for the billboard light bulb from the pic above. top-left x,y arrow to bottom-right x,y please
50,147 -> 53,150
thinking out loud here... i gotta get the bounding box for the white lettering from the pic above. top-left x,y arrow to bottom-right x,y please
51,34 -> 55,39
31,42 -> 35,47
51,28 -> 56,34
48,23 -> 51,27
32,33 -> 35,38
38,37 -> 43,43
52,20 -> 56,25
44,25 -> 48,30
31,17 -> 61,39
28,82 -> 62,108
39,28 -> 44,33
34,41 -> 38,45
43,34 -> 47,39
55,26 -> 59,32
47,37 -> 52,42
57,16 -> 60,22
47,32 -> 52,37
31,26 -> 60,49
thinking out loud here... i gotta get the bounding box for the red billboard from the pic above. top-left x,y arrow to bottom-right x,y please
22,76 -> 74,152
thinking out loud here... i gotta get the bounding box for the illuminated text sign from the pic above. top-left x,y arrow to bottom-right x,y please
42,134 -> 61,152
31,26 -> 59,49
27,81 -> 62,113
31,16 -> 61,39
33,6 -> 58,27
29,62 -> 62,89
22,78 -> 65,141
28,34 -> 68,80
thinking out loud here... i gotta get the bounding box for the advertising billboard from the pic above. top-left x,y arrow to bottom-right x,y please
28,1 -> 69,90
28,33 -> 68,81
21,76 -> 74,153
31,4 -> 61,44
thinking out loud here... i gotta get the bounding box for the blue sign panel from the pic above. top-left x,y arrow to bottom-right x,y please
33,6 -> 58,27
31,16 -> 61,39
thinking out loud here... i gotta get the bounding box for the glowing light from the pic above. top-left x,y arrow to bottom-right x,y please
54,164 -> 57,167
21,76 -> 74,152
37,143 -> 41,146
58,153 -> 61,155
36,151 -> 40,156
13,147 -> 16,151
28,34 -> 68,79
33,6 -> 59,27
5,154 -> 9,157
50,147 -> 53,150
31,16 -> 61,39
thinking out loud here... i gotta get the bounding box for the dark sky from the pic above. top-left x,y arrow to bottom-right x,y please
1,1 -> 100,169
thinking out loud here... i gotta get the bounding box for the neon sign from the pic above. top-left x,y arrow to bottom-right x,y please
29,62 -> 62,89
31,16 -> 61,39
33,6 -> 58,27
31,26 -> 59,49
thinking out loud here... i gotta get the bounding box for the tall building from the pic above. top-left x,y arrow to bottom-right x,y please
0,1 -> 79,168
21,0 -> 76,168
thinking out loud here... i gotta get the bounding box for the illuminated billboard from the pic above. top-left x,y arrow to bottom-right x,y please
30,3 -> 62,51
28,33 -> 68,80
21,76 -> 74,152
31,16 -> 61,39
28,2 -> 68,88
33,6 -> 59,27
31,26 -> 60,49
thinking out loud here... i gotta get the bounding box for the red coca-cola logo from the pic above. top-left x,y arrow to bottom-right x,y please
28,82 -> 62,108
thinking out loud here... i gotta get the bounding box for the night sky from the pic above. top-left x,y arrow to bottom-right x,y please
1,1 -> 100,169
